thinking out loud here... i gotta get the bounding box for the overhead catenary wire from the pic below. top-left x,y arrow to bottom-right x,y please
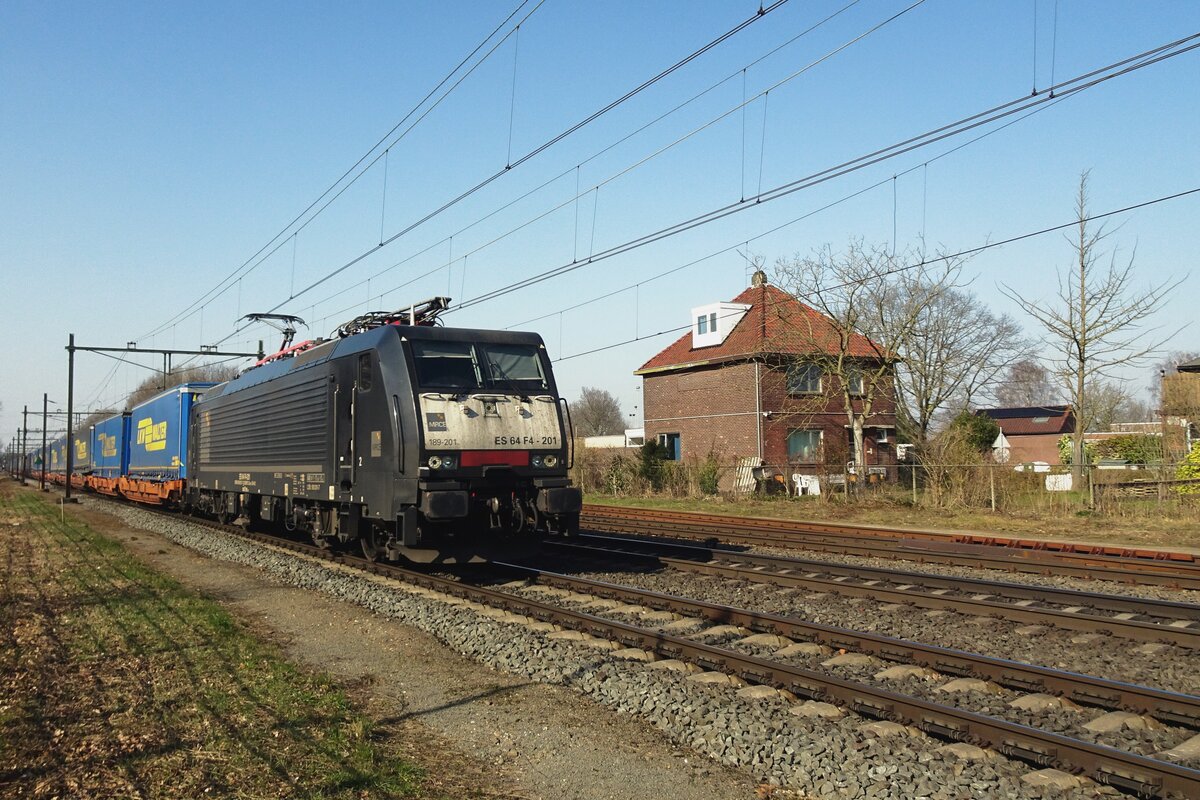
135,0 -> 544,342
245,0 -> 916,335
265,0 -> 793,317
450,33 -> 1200,313
554,186 -> 1200,363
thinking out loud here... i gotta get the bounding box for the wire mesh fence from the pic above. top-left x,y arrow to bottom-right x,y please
571,442 -> 1200,518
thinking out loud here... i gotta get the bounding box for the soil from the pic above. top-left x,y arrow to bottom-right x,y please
64,495 -> 763,800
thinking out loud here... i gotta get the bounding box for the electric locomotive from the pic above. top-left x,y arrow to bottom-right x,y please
186,298 -> 581,561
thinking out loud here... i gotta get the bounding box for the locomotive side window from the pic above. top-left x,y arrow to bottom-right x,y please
412,341 -> 482,389
481,344 -> 546,389
358,354 -> 372,391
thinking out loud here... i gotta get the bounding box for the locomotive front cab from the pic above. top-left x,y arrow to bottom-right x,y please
402,328 -> 581,539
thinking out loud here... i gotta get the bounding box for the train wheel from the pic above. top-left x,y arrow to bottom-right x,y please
360,524 -> 387,562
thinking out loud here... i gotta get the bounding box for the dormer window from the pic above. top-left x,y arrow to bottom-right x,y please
691,303 -> 748,348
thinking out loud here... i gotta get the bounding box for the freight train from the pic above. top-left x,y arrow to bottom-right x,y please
30,298 -> 582,562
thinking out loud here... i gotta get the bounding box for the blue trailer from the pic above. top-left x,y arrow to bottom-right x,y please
90,413 -> 130,494
121,383 -> 214,504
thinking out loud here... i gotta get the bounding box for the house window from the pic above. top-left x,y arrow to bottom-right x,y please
787,429 -> 822,463
697,315 -> 708,335
708,312 -> 717,332
787,363 -> 822,394
658,432 -> 681,461
1031,416 -> 1049,424
846,368 -> 864,396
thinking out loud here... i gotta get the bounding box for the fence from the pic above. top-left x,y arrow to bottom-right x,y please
570,444 -> 1200,516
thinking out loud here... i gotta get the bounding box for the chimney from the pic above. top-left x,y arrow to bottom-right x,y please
751,269 -> 767,288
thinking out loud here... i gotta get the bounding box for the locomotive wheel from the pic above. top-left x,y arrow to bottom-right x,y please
360,524 -> 388,562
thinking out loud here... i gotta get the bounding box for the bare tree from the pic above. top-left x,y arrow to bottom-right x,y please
124,364 -> 241,410
773,240 -> 963,472
1002,172 -> 1181,484
1086,379 -> 1154,430
992,359 -> 1060,408
894,286 -> 1029,444
573,386 -> 625,437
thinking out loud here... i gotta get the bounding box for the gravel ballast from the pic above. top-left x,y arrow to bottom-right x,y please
555,561 -> 1200,697
98,502 -> 1150,799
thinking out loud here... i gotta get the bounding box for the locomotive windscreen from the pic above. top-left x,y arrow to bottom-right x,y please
412,340 -> 547,391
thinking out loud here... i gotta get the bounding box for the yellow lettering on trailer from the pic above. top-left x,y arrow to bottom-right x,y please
136,417 -> 169,452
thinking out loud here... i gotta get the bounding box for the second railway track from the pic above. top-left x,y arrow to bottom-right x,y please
582,505 -> 1200,590
547,533 -> 1200,649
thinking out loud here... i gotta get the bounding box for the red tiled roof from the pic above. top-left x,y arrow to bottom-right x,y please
635,282 -> 882,374
978,405 -> 1075,436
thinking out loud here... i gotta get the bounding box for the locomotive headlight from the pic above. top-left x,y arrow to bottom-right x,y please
531,455 -> 544,468
543,454 -> 559,468
427,455 -> 443,469
441,456 -> 456,470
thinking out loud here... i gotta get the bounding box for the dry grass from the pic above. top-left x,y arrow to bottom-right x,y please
0,484 -> 435,799
584,490 -> 1200,551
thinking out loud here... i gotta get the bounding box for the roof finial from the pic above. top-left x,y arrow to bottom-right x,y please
750,269 -> 767,288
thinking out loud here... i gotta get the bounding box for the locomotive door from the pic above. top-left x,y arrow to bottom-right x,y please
334,362 -> 355,493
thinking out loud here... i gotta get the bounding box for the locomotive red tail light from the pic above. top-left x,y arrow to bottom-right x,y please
459,450 -> 530,467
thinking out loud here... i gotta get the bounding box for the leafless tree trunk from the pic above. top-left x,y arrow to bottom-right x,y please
772,240 -> 963,473
895,286 -> 1029,444
1002,171 -> 1181,486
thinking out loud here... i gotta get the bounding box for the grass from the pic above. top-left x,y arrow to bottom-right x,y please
583,490 -> 1200,550
0,485 -> 428,799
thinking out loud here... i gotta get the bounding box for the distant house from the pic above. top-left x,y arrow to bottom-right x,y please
977,405 -> 1075,465
634,271 -> 898,483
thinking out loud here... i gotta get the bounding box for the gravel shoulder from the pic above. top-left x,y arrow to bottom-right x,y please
65,492 -> 759,800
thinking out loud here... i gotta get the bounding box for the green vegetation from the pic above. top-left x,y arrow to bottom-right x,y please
949,411 -> 1000,453
0,488 -> 426,799
1176,443 -> 1200,494
1060,433 -> 1162,465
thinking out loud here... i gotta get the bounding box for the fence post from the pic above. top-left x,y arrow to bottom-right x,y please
989,465 -> 996,512
911,464 -> 917,505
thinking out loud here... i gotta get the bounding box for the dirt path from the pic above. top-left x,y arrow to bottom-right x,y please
66,494 -> 761,800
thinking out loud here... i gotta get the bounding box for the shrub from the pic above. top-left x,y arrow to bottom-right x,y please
950,411 -> 1000,453
1093,434 -> 1162,465
1058,435 -> 1097,466
637,441 -> 669,491
1176,443 -> 1200,494
697,451 -> 721,495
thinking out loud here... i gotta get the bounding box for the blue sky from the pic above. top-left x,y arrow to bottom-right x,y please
2,0 -> 1198,441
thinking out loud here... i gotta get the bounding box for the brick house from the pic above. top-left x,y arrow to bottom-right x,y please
634,271 -> 899,483
977,405 -> 1075,465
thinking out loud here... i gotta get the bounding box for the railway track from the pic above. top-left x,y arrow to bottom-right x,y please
547,534 -> 1200,649
582,504 -> 1200,590
103,499 -> 1200,798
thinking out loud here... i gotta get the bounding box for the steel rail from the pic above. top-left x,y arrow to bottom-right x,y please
571,532 -> 1200,623
423,571 -> 1200,797
85,496 -> 1200,797
549,539 -> 1199,647
584,504 -> 1200,564
582,506 -> 1200,590
489,560 -> 1200,729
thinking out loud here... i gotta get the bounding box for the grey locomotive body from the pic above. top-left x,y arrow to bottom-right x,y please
187,318 -> 580,561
